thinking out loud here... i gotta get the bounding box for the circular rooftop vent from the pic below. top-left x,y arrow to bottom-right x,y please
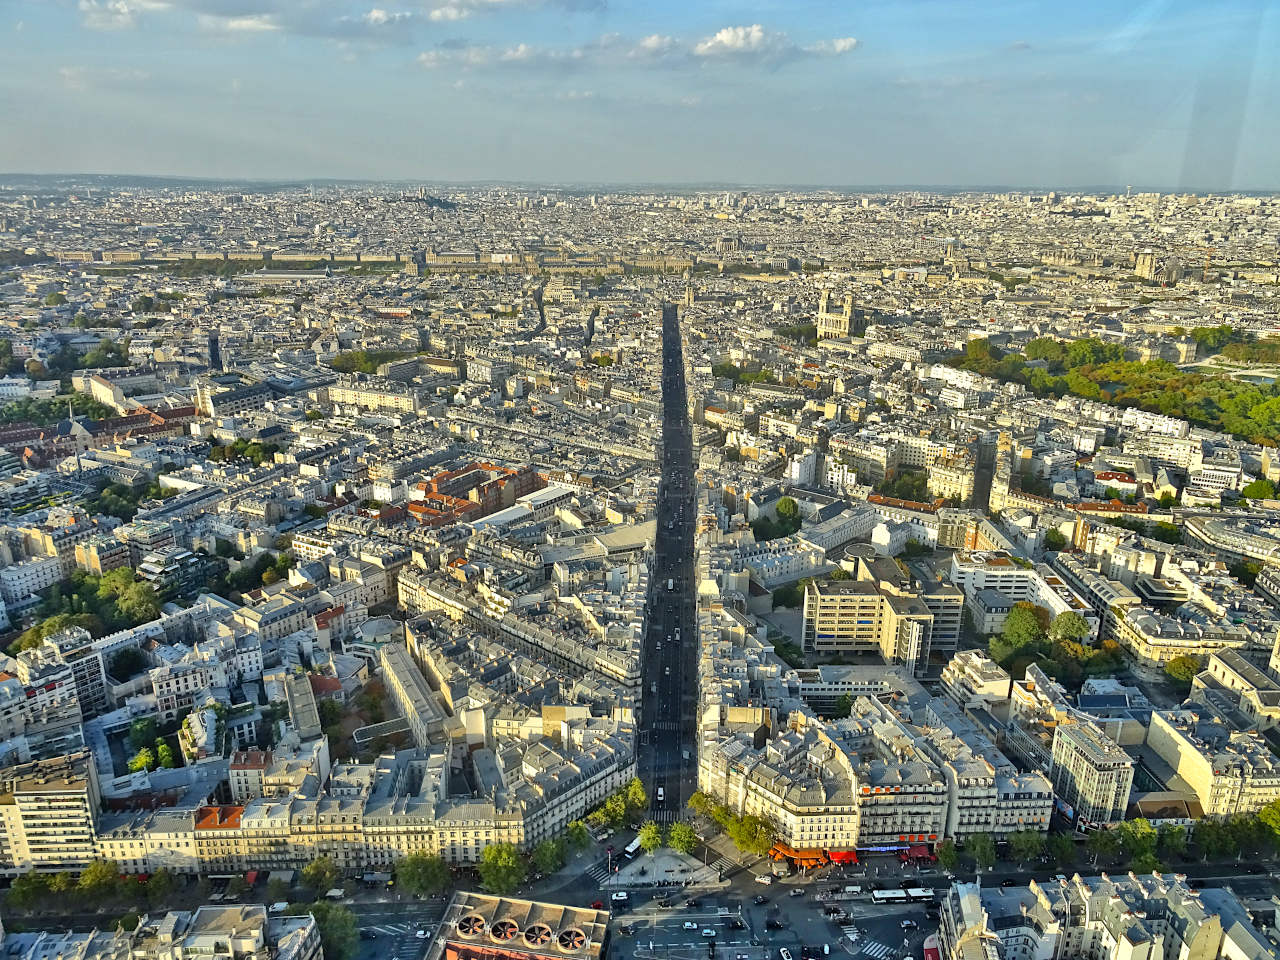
524,923 -> 553,947
557,928 -> 587,952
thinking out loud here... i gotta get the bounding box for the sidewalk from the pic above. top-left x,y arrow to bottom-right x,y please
602,849 -> 728,891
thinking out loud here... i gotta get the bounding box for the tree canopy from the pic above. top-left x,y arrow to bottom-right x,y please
477,842 -> 528,895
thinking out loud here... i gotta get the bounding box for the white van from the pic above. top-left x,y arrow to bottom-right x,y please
656,786 -> 665,802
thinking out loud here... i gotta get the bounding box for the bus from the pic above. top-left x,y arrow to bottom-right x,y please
871,889 -> 909,905
622,837 -> 642,860
906,888 -> 935,903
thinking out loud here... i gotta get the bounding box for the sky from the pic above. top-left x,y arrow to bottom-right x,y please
0,0 -> 1277,188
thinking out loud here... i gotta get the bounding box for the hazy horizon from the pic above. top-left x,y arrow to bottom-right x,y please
2,0 -> 1277,190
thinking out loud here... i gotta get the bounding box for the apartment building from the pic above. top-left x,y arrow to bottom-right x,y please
1190,650 -> 1280,731
2,906 -> 322,960
940,874 -> 1276,960
940,650 -> 1012,715
801,555 -> 960,672
1145,707 -> 1280,816
380,642 -> 447,748
0,751 -> 100,875
949,551 -> 1097,638
1049,720 -> 1134,826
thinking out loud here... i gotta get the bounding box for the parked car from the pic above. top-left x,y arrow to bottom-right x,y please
683,922 -> 699,931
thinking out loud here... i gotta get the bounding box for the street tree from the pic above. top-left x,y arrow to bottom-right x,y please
1009,830 -> 1046,864
625,777 -> 648,815
477,843 -> 527,896
531,839 -> 567,874
1157,825 -> 1187,861
1086,829 -> 1122,866
566,820 -> 591,853
7,871 -> 49,910
726,814 -> 774,858
144,868 -> 175,907
935,840 -> 959,872
687,792 -> 715,820
396,853 -> 451,897
301,856 -> 339,894
668,822 -> 699,856
1117,818 -> 1158,865
294,901 -> 357,960
638,821 -> 663,856
968,833 -> 996,870
79,859 -> 121,899
1047,832 -> 1077,869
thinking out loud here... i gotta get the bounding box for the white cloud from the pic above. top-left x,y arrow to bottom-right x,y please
78,0 -> 170,30
629,33 -> 679,61
694,24 -> 859,63
418,24 -> 858,72
197,12 -> 280,32
693,24 -> 779,58
425,0 -> 602,20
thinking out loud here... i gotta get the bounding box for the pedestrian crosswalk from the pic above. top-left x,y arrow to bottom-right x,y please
651,720 -> 682,731
585,863 -> 611,883
708,854 -> 736,873
859,940 -> 894,959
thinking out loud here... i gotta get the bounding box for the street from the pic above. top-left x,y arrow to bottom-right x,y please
640,301 -> 697,820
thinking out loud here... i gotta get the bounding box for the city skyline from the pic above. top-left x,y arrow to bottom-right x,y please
2,0 -> 1277,189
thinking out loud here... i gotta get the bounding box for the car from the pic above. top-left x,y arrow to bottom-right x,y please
415,930 -> 427,939
780,951 -> 794,960
590,901 -> 604,910
789,888 -> 805,897
765,919 -> 785,931
611,892 -> 630,903
683,921 -> 699,931
664,666 -> 671,676
752,894 -> 768,905
359,931 -> 377,941
900,920 -> 918,931
754,875 -> 773,885
657,899 -> 671,908
700,929 -> 716,939
685,898 -> 699,908
657,786 -> 665,803
618,925 -> 634,936
728,919 -> 746,930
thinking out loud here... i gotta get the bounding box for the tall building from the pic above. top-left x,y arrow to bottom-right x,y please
0,751 -> 100,873
1049,720 -> 1134,826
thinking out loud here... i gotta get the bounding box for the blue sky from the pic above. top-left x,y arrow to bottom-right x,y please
1,0 -> 1276,187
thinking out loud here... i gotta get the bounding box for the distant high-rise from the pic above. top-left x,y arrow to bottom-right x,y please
208,332 -> 223,371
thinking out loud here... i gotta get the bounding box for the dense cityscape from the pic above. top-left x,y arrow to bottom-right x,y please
0,182 -> 1278,960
